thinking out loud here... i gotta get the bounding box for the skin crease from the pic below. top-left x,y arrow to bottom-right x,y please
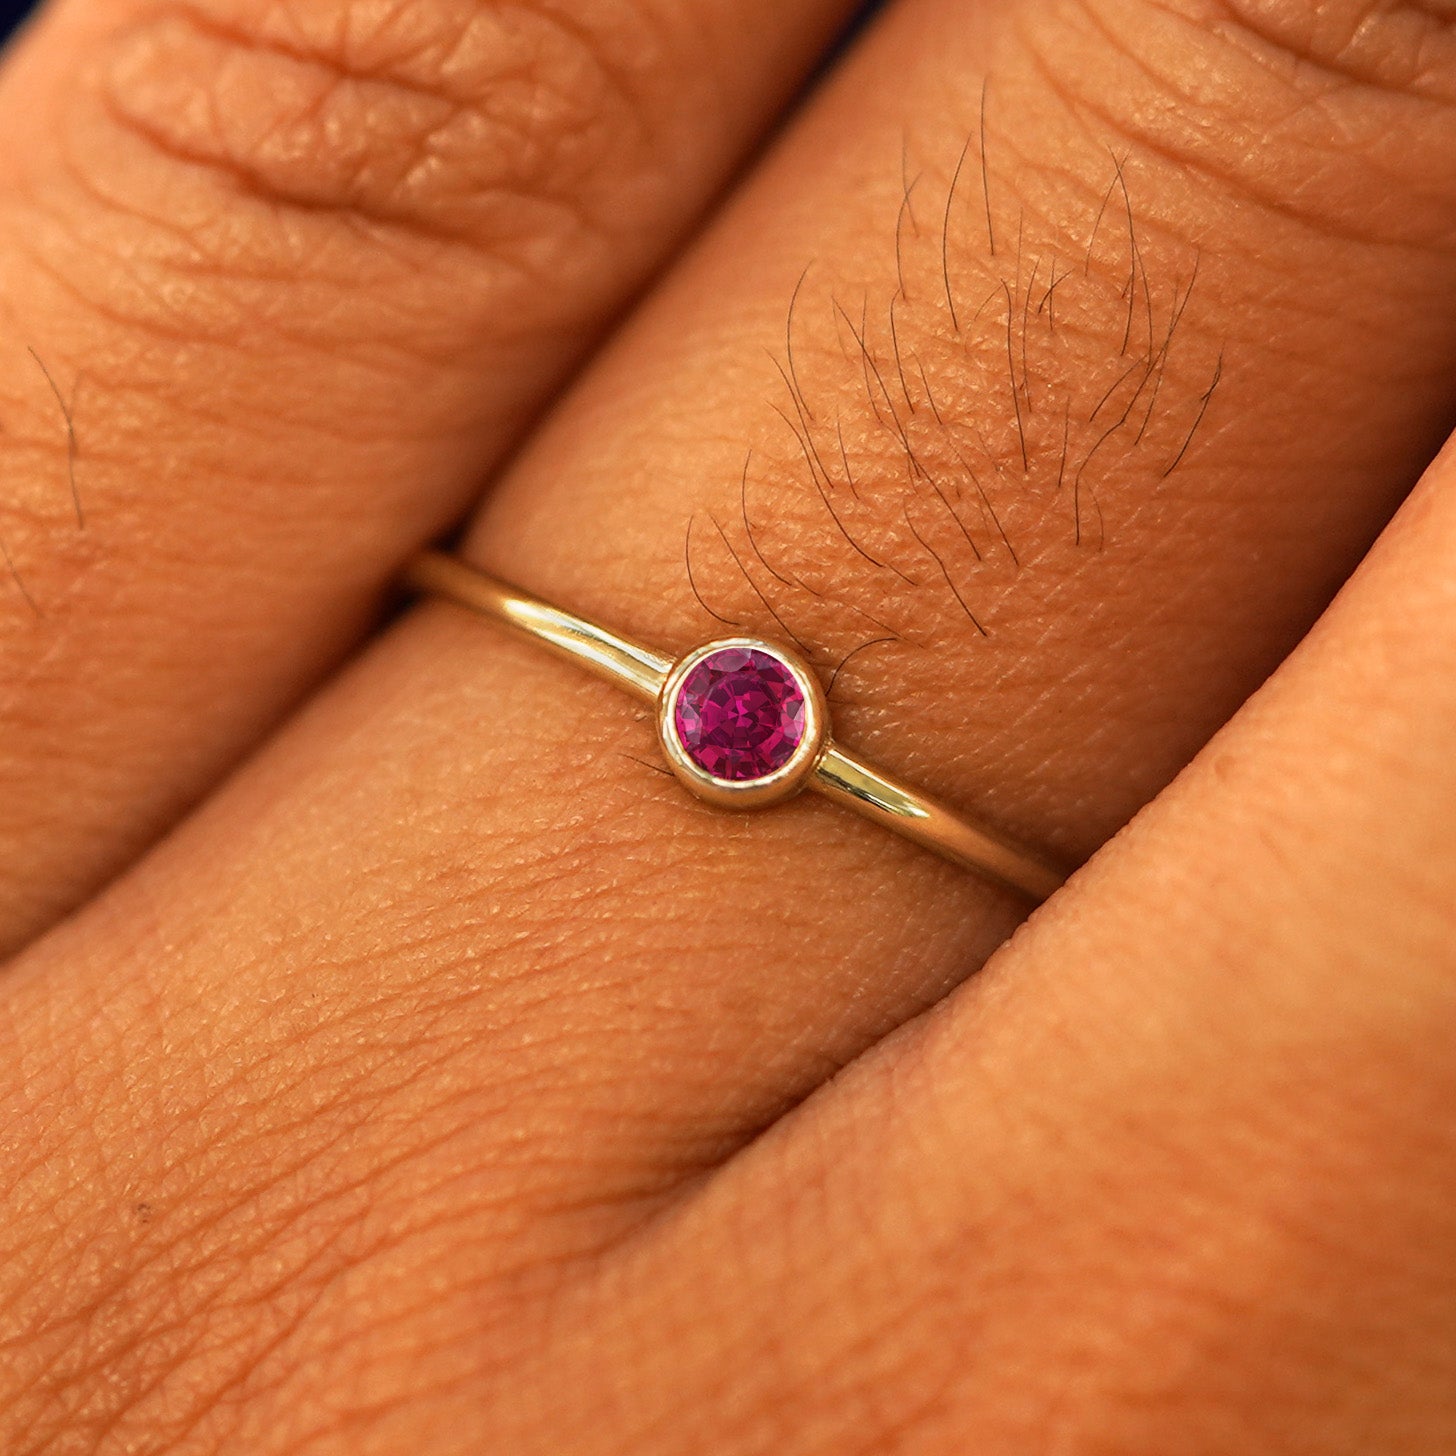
0,0 -> 1453,1453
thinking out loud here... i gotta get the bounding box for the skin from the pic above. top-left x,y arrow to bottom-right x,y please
0,0 -> 1454,1450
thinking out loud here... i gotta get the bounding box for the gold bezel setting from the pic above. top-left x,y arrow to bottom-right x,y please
657,637 -> 828,810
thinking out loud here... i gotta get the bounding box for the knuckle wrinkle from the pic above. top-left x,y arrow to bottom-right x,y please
96,1 -> 663,250
1021,0 -> 1456,247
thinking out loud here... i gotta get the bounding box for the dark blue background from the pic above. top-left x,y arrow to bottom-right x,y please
1,2 -> 883,61
0,0 -> 32,45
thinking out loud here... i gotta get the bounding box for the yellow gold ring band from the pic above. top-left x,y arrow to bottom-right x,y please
405,551 -> 1067,904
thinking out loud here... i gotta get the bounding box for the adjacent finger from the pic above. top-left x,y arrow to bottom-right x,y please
0,0 -> 857,951
8,0 -> 1456,1443
555,431 -> 1456,1455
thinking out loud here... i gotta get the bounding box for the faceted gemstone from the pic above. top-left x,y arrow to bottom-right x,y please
672,647 -> 807,782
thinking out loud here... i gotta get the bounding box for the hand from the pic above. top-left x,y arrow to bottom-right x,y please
0,0 -> 1453,1450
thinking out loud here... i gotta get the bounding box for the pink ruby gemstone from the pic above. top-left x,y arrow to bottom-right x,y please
673,647 -> 807,782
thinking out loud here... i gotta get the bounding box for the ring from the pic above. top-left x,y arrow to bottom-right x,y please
405,550 -> 1067,903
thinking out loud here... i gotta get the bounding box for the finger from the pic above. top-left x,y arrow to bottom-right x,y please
9,0 -> 1456,1442
560,433 -> 1456,1455
0,0 -> 857,951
